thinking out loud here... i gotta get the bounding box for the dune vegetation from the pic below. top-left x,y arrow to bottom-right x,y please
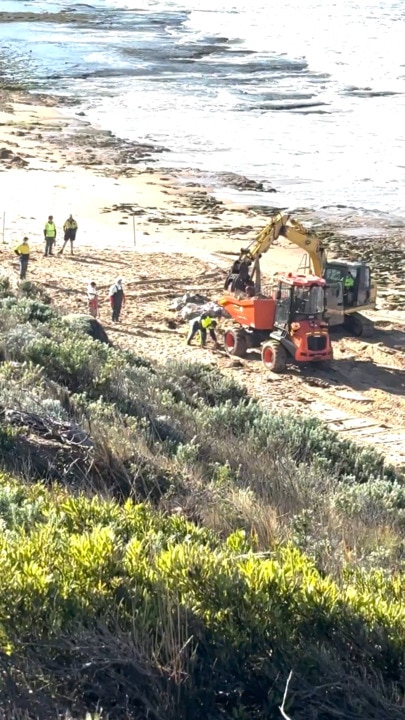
0,279 -> 403,719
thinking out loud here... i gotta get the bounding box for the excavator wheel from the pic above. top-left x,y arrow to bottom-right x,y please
224,327 -> 247,358
261,341 -> 287,373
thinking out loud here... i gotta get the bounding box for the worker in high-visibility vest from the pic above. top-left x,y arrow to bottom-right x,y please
59,215 -> 78,255
186,313 -> 218,348
44,215 -> 57,256
344,274 -> 355,290
14,237 -> 30,279
344,271 -> 356,306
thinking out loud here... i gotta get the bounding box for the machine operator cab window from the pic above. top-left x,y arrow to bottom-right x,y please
274,282 -> 325,329
274,283 -> 291,328
324,267 -> 345,284
324,264 -> 371,308
324,265 -> 356,305
292,285 -> 325,319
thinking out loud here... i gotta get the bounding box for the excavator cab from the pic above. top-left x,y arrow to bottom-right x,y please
324,261 -> 376,335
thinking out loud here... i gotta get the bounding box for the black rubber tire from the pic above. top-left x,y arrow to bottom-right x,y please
224,327 -> 247,358
261,341 -> 287,372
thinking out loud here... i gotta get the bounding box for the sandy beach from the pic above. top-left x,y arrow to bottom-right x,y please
0,89 -> 404,465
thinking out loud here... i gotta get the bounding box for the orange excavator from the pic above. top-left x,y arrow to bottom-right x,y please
219,267 -> 333,373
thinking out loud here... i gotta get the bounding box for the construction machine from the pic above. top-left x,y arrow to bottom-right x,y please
223,212 -> 377,337
220,271 -> 333,373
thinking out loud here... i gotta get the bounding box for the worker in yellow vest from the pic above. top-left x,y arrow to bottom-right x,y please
14,237 -> 30,279
44,215 -> 57,256
59,214 -> 78,255
186,313 -> 219,348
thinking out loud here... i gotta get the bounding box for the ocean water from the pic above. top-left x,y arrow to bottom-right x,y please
1,0 -> 405,219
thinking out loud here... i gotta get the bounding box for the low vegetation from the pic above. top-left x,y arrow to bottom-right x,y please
0,287 -> 403,719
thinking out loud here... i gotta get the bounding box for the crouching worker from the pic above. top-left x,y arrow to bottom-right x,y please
186,313 -> 218,348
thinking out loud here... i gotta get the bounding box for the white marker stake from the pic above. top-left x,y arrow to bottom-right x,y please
132,214 -> 136,247
2,212 -> 5,244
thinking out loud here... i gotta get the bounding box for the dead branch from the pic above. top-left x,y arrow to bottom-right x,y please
279,671 -> 293,720
3,409 -> 92,447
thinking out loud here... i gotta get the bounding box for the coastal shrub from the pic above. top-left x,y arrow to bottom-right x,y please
20,334 -> 114,394
163,360 -> 248,406
334,478 -> 405,522
18,280 -> 51,304
0,296 -> 57,323
0,476 -> 403,720
1,323 -> 43,360
0,276 -> 13,298
200,401 -> 397,483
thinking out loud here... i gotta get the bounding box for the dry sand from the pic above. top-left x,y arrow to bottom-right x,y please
0,92 -> 404,466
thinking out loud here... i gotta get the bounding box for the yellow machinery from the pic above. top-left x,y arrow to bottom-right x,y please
223,212 -> 377,337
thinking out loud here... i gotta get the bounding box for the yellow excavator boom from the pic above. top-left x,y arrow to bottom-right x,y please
241,212 -> 328,277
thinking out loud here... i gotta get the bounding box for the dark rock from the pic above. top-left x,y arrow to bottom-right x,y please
11,155 -> 29,166
0,148 -> 12,159
217,172 -> 277,193
63,314 -> 111,345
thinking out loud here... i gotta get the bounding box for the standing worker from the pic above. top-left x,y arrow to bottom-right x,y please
14,237 -> 30,280
186,313 -> 219,349
44,215 -> 57,256
59,215 -> 78,255
87,281 -> 99,318
109,277 -> 125,322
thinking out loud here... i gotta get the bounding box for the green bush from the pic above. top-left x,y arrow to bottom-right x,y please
0,476 -> 403,720
202,402 -> 397,483
21,334 -> 112,394
163,360 -> 248,407
18,280 -> 51,304
0,285 -> 403,718
0,296 -> 57,323
334,479 -> 405,525
0,276 -> 13,298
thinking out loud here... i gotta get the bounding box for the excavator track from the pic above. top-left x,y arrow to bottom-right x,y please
344,312 -> 374,338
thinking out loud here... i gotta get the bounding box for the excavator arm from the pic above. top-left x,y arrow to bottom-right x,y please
237,212 -> 328,277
